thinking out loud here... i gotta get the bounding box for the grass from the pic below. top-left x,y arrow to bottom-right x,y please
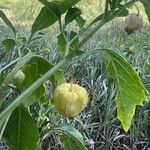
0,0 -> 150,149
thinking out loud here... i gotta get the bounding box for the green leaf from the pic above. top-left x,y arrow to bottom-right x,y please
75,16 -> 86,28
2,39 -> 16,53
32,0 -> 81,34
0,73 -> 6,86
0,10 -> 16,36
21,56 -> 51,105
39,0 -> 61,19
20,56 -> 65,106
89,8 -> 128,27
57,33 -> 67,57
31,6 -> 58,34
3,105 -> 39,150
106,60 -> 115,80
65,7 -> 82,25
57,124 -> 86,150
53,70 -> 66,84
110,1 -> 128,10
141,0 -> 150,22
116,6 -> 129,17
57,31 -> 79,57
103,49 -> 148,132
39,0 -> 81,13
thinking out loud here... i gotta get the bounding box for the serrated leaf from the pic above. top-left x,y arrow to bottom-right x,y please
65,7 -> 82,25
57,124 -> 86,150
3,105 -> 39,150
141,0 -> 150,22
2,39 -> 16,53
103,49 -> 148,132
0,10 -> 16,36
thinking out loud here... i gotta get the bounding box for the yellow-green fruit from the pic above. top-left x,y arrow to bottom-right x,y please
53,83 -> 88,118
13,70 -> 25,90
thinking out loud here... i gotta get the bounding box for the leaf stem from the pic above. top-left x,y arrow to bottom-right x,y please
0,114 -> 10,139
0,57 -> 20,74
0,53 -> 33,101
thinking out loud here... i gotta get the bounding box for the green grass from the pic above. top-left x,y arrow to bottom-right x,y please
0,0 -> 150,149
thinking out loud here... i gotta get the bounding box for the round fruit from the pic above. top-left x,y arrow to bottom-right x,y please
124,13 -> 143,34
13,70 -> 25,90
53,83 -> 88,118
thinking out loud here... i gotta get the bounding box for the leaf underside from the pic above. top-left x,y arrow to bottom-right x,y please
104,49 -> 148,132
3,105 -> 39,150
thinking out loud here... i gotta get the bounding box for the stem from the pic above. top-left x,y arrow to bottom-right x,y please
4,53 -> 32,83
0,53 -> 33,101
64,42 -> 70,57
103,0 -> 110,20
0,114 -> 10,139
111,0 -> 139,18
70,64 -> 75,91
17,47 -> 22,58
0,59 -> 68,122
134,4 -> 140,16
75,20 -> 106,51
0,57 -> 20,74
27,33 -> 33,46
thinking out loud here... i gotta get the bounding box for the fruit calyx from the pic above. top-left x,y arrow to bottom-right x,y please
53,83 -> 89,118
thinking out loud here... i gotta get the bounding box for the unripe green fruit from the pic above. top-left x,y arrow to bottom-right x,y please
53,83 -> 88,118
13,70 -> 25,90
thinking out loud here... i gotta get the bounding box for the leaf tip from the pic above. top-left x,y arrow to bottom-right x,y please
121,122 -> 130,132
123,127 -> 129,132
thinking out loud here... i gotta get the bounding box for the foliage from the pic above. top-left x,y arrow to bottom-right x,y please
104,49 -> 148,131
0,0 -> 149,149
57,124 -> 86,150
3,105 -> 39,150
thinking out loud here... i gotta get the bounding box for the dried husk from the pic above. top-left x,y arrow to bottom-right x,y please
124,13 -> 143,34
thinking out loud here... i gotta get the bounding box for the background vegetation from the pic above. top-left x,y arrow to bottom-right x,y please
0,0 -> 150,149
